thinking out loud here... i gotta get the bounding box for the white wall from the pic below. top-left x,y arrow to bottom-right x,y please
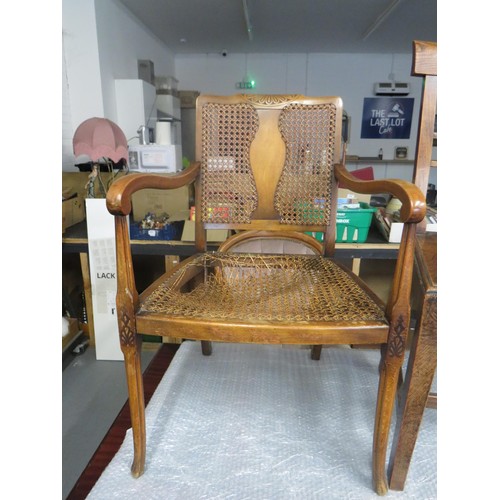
62,0 -> 103,137
62,0 -> 175,171
94,0 -> 175,121
61,2 -> 435,187
175,52 -> 437,186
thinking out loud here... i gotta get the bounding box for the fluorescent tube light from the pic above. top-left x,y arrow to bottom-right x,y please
362,0 -> 401,40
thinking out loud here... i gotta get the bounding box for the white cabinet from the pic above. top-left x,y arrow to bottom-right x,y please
115,79 -> 157,146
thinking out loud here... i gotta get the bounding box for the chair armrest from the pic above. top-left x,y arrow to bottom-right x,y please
106,162 -> 201,216
334,163 -> 426,223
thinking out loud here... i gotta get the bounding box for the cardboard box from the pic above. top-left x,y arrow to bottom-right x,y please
374,209 -> 404,243
181,220 -> 230,243
131,184 -> 190,222
337,188 -> 371,205
63,172 -> 123,201
178,90 -> 200,108
62,194 -> 85,232
337,166 -> 374,206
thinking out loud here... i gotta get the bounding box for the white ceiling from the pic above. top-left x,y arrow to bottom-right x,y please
118,0 -> 437,55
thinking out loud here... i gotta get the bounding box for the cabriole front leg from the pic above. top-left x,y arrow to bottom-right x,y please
113,214 -> 145,477
119,311 -> 145,477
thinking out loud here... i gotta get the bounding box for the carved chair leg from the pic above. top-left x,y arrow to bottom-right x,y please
201,340 -> 213,356
122,341 -> 146,478
372,317 -> 408,496
311,345 -> 322,361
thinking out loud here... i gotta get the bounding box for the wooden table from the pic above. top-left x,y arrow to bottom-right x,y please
388,232 -> 437,490
62,221 -> 400,345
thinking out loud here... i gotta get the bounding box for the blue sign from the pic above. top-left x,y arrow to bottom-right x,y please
361,97 -> 414,139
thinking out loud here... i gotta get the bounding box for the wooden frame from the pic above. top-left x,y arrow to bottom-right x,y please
388,40 -> 438,491
106,93 -> 426,495
411,40 -> 437,233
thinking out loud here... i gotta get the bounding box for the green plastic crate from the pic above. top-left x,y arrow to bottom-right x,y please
306,202 -> 376,243
336,202 -> 376,242
294,199 -> 327,223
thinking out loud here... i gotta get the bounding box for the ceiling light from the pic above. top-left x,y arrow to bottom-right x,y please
362,0 -> 401,41
242,0 -> 253,41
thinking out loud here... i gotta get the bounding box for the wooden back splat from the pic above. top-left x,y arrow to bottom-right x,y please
194,94 -> 344,256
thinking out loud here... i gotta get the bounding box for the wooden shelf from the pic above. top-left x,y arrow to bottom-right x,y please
346,157 -> 415,165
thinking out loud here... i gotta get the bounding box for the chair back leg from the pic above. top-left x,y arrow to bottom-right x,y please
201,340 -> 213,355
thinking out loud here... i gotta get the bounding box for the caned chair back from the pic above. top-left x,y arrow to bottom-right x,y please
194,94 -> 344,253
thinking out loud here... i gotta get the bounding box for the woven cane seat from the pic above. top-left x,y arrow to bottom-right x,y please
139,253 -> 387,325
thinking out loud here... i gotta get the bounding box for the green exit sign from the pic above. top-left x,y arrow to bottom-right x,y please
236,81 -> 255,89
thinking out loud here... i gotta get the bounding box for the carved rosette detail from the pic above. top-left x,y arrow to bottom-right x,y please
240,94 -> 303,107
388,315 -> 406,358
119,311 -> 136,346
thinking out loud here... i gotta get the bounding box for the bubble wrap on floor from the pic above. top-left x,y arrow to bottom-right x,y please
88,342 -> 436,499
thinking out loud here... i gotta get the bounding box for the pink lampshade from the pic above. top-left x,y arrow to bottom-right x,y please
73,117 -> 128,163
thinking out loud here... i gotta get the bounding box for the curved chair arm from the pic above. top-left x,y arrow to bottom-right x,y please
334,163 -> 426,223
106,162 -> 201,216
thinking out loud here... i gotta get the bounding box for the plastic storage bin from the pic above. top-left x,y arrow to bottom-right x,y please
306,202 -> 376,243
336,202 -> 376,242
129,220 -> 184,240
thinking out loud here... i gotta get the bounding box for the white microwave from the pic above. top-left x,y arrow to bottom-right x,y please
128,144 -> 182,173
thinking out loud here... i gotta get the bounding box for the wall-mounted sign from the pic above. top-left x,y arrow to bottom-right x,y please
361,97 -> 414,139
235,80 -> 255,89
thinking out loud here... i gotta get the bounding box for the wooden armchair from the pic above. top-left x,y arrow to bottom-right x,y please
106,93 -> 425,495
